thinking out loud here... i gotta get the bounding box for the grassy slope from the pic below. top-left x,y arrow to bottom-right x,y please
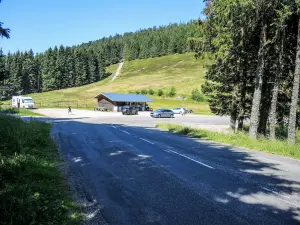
13,53 -> 211,114
157,124 -> 300,159
0,115 -> 81,224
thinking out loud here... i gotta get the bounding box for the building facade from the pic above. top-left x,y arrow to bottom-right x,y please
95,92 -> 153,112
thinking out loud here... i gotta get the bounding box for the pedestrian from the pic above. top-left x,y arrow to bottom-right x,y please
68,106 -> 72,115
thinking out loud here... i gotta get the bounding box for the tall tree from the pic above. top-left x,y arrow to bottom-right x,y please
249,0 -> 269,139
269,5 -> 291,139
288,1 -> 300,144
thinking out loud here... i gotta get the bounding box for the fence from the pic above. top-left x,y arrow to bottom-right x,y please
1,101 -> 95,109
35,101 -> 94,109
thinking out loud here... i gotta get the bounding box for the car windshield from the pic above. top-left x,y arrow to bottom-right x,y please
155,109 -> 163,112
24,99 -> 33,103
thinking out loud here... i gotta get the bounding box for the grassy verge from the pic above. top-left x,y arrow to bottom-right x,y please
0,115 -> 81,224
0,107 -> 43,116
156,124 -> 300,159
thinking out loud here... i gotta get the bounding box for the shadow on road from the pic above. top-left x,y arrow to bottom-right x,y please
25,116 -> 300,225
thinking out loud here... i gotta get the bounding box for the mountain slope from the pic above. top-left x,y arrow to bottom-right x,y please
15,53 -> 211,113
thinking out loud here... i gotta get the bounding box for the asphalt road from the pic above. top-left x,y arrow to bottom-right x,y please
32,110 -> 300,224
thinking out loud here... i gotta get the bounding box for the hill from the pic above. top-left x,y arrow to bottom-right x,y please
5,53 -> 211,114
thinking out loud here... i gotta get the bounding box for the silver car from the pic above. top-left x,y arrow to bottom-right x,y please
172,107 -> 187,114
151,109 -> 174,118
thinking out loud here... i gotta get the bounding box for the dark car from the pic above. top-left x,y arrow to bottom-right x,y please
150,109 -> 174,118
122,106 -> 138,115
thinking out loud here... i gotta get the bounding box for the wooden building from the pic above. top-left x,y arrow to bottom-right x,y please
95,92 -> 153,112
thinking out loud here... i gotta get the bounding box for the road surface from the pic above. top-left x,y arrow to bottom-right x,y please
33,109 -> 300,224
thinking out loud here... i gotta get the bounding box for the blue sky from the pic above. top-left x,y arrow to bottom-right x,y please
0,0 -> 204,54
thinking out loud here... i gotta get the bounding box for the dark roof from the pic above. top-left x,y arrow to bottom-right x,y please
95,92 -> 153,102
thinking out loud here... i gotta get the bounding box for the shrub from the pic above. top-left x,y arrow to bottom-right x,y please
135,90 -> 141,94
191,88 -> 204,102
157,89 -> 164,96
141,89 -> 148,95
148,89 -> 155,95
168,87 -> 176,97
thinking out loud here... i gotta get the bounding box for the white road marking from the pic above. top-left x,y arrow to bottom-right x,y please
262,187 -> 273,192
121,130 -> 130,135
164,149 -> 214,169
262,187 -> 299,208
139,138 -> 155,145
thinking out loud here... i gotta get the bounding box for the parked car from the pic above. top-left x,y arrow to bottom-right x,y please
122,106 -> 138,115
150,109 -> 174,118
172,107 -> 187,114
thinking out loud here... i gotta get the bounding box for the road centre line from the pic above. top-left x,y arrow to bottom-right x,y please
164,149 -> 214,169
121,130 -> 131,135
139,138 -> 155,145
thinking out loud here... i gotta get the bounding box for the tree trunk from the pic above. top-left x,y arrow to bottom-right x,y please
269,81 -> 279,139
230,108 -> 238,132
269,29 -> 284,140
230,56 -> 241,133
258,100 -> 270,135
288,19 -> 300,145
238,27 -> 246,132
230,84 -> 238,132
249,21 -> 267,139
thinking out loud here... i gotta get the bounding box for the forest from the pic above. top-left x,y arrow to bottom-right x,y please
0,21 -> 200,99
189,0 -> 300,144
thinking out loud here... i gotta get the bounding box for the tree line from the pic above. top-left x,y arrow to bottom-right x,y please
0,21 -> 200,99
0,47 -> 107,98
190,0 -> 300,144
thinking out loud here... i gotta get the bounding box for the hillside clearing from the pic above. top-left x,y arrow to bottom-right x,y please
3,53 -> 211,114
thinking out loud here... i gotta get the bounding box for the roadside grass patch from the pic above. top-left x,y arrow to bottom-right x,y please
0,115 -> 81,225
0,107 -> 43,116
156,124 -> 300,159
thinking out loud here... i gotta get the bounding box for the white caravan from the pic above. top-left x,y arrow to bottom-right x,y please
12,96 -> 35,109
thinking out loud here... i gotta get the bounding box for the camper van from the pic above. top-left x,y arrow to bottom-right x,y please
12,96 -> 35,109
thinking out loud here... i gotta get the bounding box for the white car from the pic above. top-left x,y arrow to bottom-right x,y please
172,108 -> 187,114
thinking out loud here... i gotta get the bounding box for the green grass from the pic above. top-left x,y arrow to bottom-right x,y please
0,107 -> 43,116
0,115 -> 82,225
2,53 -> 211,114
156,124 -> 300,159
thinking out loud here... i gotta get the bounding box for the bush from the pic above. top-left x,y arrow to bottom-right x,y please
191,88 -> 204,102
141,89 -> 148,95
148,89 -> 155,95
157,89 -> 164,96
135,90 -> 141,94
168,87 -> 176,97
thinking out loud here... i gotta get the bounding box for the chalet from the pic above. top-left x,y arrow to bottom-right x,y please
95,92 -> 153,112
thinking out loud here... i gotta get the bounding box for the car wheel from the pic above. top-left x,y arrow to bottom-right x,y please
158,114 -> 161,118
171,114 -> 174,118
